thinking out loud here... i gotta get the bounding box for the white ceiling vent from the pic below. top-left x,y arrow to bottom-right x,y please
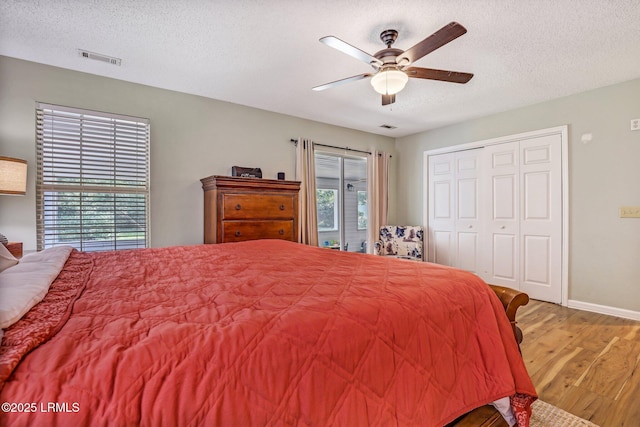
379,124 -> 397,129
78,49 -> 121,66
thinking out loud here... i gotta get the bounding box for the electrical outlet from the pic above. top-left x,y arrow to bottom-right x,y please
619,206 -> 640,218
632,119 -> 640,131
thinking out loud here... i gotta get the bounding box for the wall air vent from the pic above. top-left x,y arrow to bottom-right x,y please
78,49 -> 122,66
379,124 -> 397,129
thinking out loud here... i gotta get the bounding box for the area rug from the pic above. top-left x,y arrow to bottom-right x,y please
530,400 -> 599,427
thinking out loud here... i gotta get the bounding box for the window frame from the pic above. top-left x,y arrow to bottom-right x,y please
35,103 -> 150,252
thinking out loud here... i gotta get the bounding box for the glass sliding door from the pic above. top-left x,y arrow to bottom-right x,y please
314,152 -> 368,252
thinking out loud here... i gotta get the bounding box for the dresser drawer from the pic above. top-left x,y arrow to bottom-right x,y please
221,220 -> 295,242
222,194 -> 295,220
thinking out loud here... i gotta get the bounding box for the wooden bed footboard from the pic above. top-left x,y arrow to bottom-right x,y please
449,285 -> 530,427
488,284 -> 529,346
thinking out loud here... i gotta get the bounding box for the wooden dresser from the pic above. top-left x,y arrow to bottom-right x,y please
201,175 -> 301,244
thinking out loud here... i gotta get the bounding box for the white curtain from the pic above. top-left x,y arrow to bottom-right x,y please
295,138 -> 318,246
367,150 -> 390,253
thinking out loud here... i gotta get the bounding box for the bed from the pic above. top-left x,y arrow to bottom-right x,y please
0,239 -> 536,426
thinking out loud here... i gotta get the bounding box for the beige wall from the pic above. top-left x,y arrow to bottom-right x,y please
0,56 -> 396,250
395,78 -> 640,312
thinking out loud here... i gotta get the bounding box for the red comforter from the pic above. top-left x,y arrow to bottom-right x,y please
0,240 -> 536,426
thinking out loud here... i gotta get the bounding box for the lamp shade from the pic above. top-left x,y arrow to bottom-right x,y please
370,69 -> 409,95
0,156 -> 27,195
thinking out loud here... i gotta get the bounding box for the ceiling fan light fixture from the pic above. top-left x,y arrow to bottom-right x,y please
370,69 -> 408,95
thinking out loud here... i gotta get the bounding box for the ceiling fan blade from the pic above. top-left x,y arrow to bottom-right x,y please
320,36 -> 383,66
312,73 -> 373,91
399,22 -> 467,65
382,94 -> 396,106
406,67 -> 473,84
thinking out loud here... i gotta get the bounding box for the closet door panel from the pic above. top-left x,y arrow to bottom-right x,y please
519,134 -> 562,303
523,235 -> 550,284
493,175 -> 516,220
458,179 -> 478,219
428,153 -> 455,265
484,142 -> 519,288
434,181 -> 452,219
493,234 -> 517,281
454,149 -> 483,274
523,171 -> 550,220
433,231 -> 454,266
457,232 -> 478,272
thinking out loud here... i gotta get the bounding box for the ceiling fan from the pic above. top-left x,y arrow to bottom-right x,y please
312,22 -> 474,105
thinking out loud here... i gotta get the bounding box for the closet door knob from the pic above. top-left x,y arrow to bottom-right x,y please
235,204 -> 242,210
235,230 -> 241,237
500,225 -> 506,229
468,225 -> 473,229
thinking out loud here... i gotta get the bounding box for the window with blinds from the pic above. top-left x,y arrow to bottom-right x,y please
36,103 -> 150,252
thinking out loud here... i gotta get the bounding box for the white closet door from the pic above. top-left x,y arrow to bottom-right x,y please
483,135 -> 562,302
519,135 -> 562,303
454,149 -> 483,274
428,149 -> 483,271
428,153 -> 455,266
426,126 -> 565,304
484,142 -> 520,289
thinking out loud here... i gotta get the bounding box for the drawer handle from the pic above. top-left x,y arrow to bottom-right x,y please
235,230 -> 241,237
279,229 -> 284,235
279,204 -> 285,210
235,204 -> 242,210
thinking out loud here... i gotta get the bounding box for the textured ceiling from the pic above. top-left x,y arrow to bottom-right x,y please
1,0 -> 640,138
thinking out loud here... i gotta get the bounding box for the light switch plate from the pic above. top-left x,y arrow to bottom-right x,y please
619,206 -> 640,218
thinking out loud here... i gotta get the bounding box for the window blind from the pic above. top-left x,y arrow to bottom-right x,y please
36,103 -> 150,252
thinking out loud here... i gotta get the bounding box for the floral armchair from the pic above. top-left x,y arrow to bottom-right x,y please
374,225 -> 424,261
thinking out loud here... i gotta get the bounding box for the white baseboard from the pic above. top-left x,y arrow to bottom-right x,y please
567,299 -> 640,321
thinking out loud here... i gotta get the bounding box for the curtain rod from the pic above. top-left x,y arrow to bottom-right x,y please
289,139 -> 391,157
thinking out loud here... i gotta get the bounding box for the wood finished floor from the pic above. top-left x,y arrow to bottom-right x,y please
518,300 -> 640,427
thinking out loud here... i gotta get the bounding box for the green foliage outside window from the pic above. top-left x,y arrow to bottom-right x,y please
357,191 -> 367,230
48,191 -> 146,243
316,189 -> 337,231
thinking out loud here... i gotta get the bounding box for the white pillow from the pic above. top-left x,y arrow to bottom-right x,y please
0,243 -> 18,273
0,246 -> 73,329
